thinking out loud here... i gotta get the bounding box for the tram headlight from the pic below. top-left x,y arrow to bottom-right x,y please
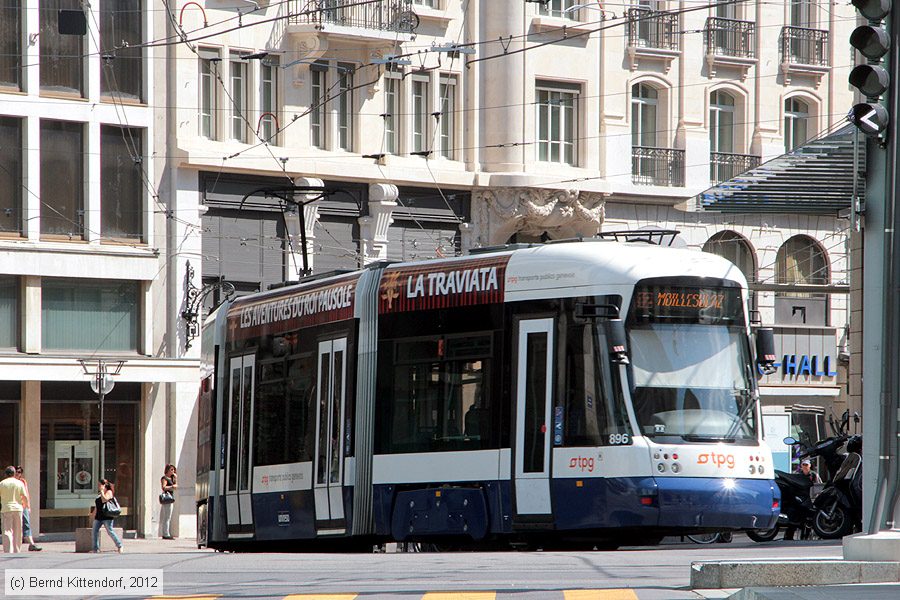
670,462 -> 680,474
656,463 -> 666,473
722,478 -> 736,490
758,466 -> 765,475
749,465 -> 756,475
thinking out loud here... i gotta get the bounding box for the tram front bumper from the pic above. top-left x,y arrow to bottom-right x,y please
654,476 -> 779,530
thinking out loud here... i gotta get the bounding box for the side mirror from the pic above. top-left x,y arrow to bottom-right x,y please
755,327 -> 777,375
605,319 -> 629,364
783,436 -> 797,445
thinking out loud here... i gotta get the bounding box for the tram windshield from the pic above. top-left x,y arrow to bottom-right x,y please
626,283 -> 757,443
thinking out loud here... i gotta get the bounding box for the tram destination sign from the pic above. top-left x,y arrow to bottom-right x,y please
228,274 -> 358,339
379,255 -> 510,314
629,285 -> 743,324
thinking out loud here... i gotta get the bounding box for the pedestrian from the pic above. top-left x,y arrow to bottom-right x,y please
14,467 -> 41,551
89,479 -> 123,553
0,465 -> 27,553
799,459 -> 822,484
159,464 -> 177,540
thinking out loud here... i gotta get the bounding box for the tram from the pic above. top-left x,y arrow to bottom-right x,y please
196,236 -> 780,550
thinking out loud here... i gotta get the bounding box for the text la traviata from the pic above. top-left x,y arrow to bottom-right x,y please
380,257 -> 508,313
235,281 -> 355,333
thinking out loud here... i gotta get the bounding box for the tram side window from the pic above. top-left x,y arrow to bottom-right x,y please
384,334 -> 495,453
254,353 -> 315,465
564,323 -> 632,446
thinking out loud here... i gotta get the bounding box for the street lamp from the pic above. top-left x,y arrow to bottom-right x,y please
79,359 -> 125,482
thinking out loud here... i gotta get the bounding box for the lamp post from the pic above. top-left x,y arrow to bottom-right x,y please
79,359 -> 125,481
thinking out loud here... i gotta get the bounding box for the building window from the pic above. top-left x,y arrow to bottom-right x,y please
230,54 -> 248,142
790,0 -> 815,27
536,80 -> 579,165
412,75 -> 430,154
709,90 -> 735,153
40,0 -> 84,96
438,75 -> 456,159
631,83 -> 658,147
310,62 -> 327,148
540,0 -> 578,19
412,0 -> 435,7
703,231 -> 757,310
40,120 -> 84,239
42,279 -> 140,351
775,235 -> 829,325
384,71 -> 401,154
101,126 -> 143,242
0,0 -> 21,91
338,63 -> 354,151
0,117 -> 22,236
100,0 -> 142,101
260,58 -> 278,143
199,49 -> 219,139
0,276 -> 18,350
785,98 -> 810,153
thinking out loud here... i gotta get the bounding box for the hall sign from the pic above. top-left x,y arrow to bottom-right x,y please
758,354 -> 838,378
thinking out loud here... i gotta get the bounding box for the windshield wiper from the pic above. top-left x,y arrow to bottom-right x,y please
723,389 -> 756,440
682,434 -> 737,443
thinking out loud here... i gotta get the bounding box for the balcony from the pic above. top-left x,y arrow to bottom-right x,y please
625,8 -> 680,73
709,152 -> 761,185
779,26 -> 830,83
288,0 -> 417,44
704,17 -> 756,79
632,146 -> 685,187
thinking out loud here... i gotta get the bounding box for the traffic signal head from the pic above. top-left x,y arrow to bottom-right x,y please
850,64 -> 891,98
852,0 -> 891,21
850,25 -> 891,60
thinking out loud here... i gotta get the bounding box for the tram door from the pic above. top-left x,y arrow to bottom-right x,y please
225,354 -> 255,535
513,319 -> 555,516
313,338 -> 348,532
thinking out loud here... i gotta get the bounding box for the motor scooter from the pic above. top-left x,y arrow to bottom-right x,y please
812,435 -> 862,539
746,453 -> 816,542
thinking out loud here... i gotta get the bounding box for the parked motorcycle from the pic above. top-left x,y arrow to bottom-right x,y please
812,434 -> 862,539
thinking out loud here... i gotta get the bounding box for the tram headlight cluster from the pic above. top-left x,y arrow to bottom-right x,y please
748,464 -> 765,475
653,451 -> 680,475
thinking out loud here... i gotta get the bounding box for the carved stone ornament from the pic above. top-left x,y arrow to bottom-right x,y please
471,187 -> 607,247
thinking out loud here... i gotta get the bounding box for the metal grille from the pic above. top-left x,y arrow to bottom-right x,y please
709,152 -> 761,184
290,0 -> 417,33
705,17 -> 755,58
626,8 -> 680,50
779,26 -> 830,66
632,146 -> 685,187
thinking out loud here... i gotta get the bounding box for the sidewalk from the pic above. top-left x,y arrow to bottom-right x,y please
27,536 -> 203,554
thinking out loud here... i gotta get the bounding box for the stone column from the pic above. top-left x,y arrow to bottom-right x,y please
358,184 -> 398,264
470,187 -> 607,247
21,381 -> 40,535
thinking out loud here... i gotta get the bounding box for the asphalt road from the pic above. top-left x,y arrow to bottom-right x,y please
0,535 -> 844,599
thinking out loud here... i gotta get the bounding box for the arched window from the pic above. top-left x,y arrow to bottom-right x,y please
631,83 -> 658,148
703,231 -> 757,310
785,98 -> 810,153
775,235 -> 829,325
709,91 -> 735,154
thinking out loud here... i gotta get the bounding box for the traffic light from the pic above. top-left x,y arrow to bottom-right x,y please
849,0 -> 892,137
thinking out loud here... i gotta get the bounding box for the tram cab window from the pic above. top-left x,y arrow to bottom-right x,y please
564,323 -> 632,446
381,333 -> 496,453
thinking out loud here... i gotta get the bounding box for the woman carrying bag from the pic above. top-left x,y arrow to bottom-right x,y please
90,479 -> 123,553
159,464 -> 177,540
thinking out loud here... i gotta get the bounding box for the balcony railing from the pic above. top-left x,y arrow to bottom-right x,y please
779,26 -> 829,66
705,17 -> 755,58
626,8 -> 680,51
709,152 -> 761,184
632,146 -> 685,187
290,0 -> 417,34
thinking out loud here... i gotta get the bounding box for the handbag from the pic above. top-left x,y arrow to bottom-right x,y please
103,496 -> 122,518
159,491 -> 175,505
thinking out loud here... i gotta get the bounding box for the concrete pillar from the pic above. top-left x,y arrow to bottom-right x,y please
20,381 -> 40,535
21,276 -> 40,354
140,381 -> 166,538
359,184 -> 397,264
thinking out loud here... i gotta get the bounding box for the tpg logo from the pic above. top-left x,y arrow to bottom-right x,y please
697,453 -> 735,469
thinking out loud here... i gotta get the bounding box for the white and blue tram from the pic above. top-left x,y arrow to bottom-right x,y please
196,238 -> 780,550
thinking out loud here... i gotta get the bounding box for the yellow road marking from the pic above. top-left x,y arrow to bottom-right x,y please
421,594 -> 496,600
282,596 -> 358,600
151,596 -> 221,600
564,590 -> 640,600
